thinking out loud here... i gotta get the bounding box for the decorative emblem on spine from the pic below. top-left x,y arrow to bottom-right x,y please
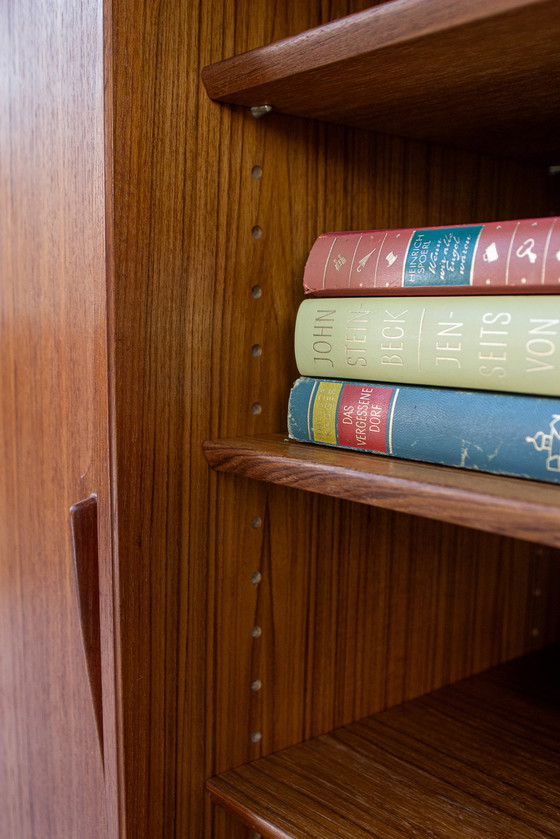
526,415 -> 560,471
385,251 -> 397,267
357,249 -> 376,272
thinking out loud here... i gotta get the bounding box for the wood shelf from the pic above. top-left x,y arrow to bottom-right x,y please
201,0 -> 560,161
203,434 -> 560,548
206,646 -> 560,839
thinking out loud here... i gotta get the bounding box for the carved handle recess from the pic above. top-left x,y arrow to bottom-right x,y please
69,494 -> 103,762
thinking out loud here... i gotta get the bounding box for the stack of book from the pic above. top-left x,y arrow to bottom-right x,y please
287,216 -> 560,483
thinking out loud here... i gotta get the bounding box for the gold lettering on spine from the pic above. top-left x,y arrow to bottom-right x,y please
526,318 -> 559,372
381,308 -> 408,366
345,306 -> 370,368
435,316 -> 463,367
478,311 -> 511,378
312,309 -> 336,367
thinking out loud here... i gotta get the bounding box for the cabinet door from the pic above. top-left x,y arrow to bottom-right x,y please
0,2 -> 113,837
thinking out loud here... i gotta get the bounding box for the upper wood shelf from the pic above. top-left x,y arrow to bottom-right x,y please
207,646 -> 560,839
203,434 -> 560,548
202,0 -> 560,161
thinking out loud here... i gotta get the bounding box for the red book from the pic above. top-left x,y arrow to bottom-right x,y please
303,217 -> 560,296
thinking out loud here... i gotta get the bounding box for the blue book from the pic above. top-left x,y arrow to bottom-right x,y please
287,377 -> 560,483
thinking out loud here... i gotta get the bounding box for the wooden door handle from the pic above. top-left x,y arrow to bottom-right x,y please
69,494 -> 104,763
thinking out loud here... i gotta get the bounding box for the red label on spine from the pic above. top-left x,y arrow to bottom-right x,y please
337,384 -> 395,452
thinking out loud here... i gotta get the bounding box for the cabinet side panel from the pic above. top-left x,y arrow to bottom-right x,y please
0,1 -> 114,837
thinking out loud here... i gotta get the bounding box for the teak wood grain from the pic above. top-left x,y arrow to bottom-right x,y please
202,0 -> 560,161
4,1 -> 560,838
0,1 -> 116,837
204,434 -> 560,548
210,480 -> 560,760
207,646 -> 560,839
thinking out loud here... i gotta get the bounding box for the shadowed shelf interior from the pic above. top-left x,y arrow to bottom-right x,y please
206,646 -> 560,839
201,0 -> 560,161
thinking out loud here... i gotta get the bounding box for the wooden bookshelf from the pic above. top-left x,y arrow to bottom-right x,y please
199,3 -> 560,839
206,646 -> 560,839
203,434 -> 560,548
6,1 -> 560,838
202,0 -> 560,160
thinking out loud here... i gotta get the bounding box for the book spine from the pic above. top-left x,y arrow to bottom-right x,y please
294,295 -> 560,396
303,217 -> 560,295
287,377 -> 560,484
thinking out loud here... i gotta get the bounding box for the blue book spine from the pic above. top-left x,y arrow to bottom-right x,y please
287,377 -> 560,484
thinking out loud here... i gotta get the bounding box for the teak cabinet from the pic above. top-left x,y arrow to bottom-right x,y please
1,1 -> 559,838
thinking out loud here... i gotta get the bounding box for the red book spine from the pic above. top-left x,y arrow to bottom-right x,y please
303,217 -> 560,296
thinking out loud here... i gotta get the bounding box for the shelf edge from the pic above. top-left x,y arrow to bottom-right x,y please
203,434 -> 560,548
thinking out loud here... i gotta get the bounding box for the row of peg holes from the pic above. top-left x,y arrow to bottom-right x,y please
531,547 -> 545,639
251,540 -> 262,741
251,164 -> 263,415
250,163 -> 266,768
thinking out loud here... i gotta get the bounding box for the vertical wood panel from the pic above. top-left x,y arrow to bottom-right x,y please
0,1 -> 115,837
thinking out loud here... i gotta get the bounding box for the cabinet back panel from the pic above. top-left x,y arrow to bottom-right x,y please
211,480 -> 560,771
108,1 -> 558,837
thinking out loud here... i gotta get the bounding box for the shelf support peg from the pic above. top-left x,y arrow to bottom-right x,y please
251,105 -> 272,119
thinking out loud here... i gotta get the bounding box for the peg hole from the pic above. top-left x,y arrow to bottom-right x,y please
251,165 -> 263,179
252,225 -> 263,240
251,402 -> 262,415
251,285 -> 262,299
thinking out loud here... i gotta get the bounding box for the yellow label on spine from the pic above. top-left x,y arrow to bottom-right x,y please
312,381 -> 343,444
